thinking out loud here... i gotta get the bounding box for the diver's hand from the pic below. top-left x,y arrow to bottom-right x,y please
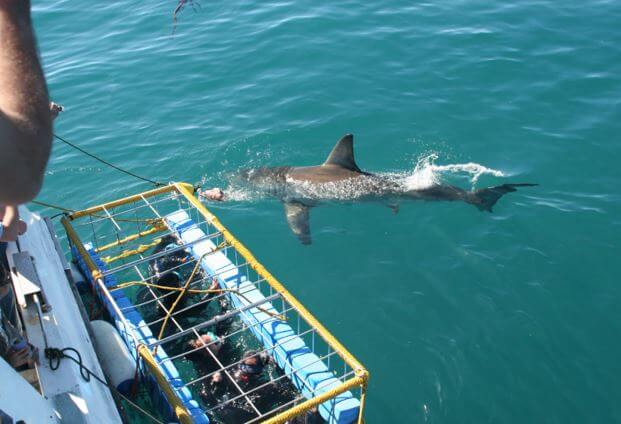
1,205 -> 27,241
50,102 -> 63,120
29,344 -> 39,366
7,346 -> 30,368
211,371 -> 222,384
209,278 -> 219,291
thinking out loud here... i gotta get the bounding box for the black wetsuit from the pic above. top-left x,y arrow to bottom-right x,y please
143,235 -> 213,319
213,355 -> 299,421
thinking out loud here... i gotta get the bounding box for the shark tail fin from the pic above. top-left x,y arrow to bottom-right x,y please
468,183 -> 537,212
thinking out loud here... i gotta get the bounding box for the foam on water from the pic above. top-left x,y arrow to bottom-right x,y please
220,186 -> 259,202
403,153 -> 506,190
200,172 -> 264,202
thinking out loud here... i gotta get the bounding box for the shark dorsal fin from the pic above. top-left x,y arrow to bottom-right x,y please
323,134 -> 361,172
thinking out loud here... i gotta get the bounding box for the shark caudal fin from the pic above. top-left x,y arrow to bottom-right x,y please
468,183 -> 537,212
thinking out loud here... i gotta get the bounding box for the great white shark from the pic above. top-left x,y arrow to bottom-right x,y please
236,134 -> 536,244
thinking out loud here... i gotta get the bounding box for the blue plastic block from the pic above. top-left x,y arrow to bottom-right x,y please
72,243 -> 210,423
167,210 -> 360,424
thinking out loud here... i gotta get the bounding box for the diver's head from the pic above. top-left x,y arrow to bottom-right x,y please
155,271 -> 182,289
236,350 -> 270,381
152,241 -> 189,277
189,331 -> 222,356
158,235 -> 178,247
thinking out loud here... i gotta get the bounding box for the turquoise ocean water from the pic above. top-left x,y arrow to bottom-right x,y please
32,1 -> 620,422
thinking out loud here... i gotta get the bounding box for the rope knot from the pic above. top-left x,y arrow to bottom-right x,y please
45,346 -> 91,381
44,347 -> 64,369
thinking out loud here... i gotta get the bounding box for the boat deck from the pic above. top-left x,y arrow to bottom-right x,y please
3,207 -> 121,423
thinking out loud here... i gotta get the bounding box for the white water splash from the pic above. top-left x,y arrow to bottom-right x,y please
403,154 -> 506,190
222,186 -> 259,201
200,171 -> 266,201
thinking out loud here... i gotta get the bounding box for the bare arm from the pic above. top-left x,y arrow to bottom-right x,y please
0,205 -> 27,241
0,0 -> 51,204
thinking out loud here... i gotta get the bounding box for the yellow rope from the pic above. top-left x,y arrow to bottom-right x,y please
111,280 -> 225,294
233,287 -> 286,321
357,383 -> 368,424
112,278 -> 285,321
95,220 -> 167,253
101,238 -> 163,264
153,250 -> 209,355
104,239 -> 282,355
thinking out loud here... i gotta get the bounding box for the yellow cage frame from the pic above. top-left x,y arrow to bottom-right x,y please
60,182 -> 368,424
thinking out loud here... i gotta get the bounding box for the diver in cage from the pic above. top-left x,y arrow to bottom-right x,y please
195,348 -> 276,423
148,234 -> 191,287
185,296 -> 240,377
136,275 -> 222,339
234,350 -> 273,384
144,235 -> 221,312
226,349 -> 299,417
187,332 -> 300,420
135,234 -> 224,339
187,330 -> 258,423
188,331 -> 226,375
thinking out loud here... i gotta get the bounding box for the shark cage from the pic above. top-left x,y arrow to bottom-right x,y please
61,183 -> 368,424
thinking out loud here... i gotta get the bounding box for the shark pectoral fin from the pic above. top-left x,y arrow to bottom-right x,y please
284,202 -> 312,245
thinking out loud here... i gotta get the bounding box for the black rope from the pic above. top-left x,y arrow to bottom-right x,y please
46,347 -> 92,381
54,133 -> 166,187
29,199 -> 70,219
44,346 -> 164,423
